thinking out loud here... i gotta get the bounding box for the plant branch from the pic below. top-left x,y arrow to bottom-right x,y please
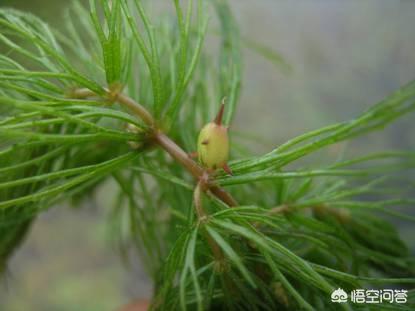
194,180 -> 225,261
116,92 -> 155,127
72,88 -> 155,126
73,88 -> 238,207
194,181 -> 207,220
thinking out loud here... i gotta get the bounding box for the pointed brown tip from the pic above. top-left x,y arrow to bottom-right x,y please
214,98 -> 226,125
223,163 -> 233,175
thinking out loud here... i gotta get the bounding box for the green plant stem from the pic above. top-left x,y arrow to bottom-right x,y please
194,180 -> 225,262
73,88 -> 238,208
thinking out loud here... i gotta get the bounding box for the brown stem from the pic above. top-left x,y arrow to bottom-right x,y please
154,132 -> 238,207
156,135 -> 239,205
194,181 -> 224,261
194,181 -> 207,220
72,88 -> 155,127
116,92 -> 154,127
209,185 -> 238,207
154,132 -> 204,179
73,88 -> 238,208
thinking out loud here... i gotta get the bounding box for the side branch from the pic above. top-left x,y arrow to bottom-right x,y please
72,88 -> 155,126
154,132 -> 203,179
194,181 -> 224,261
116,93 -> 155,127
154,132 -> 238,207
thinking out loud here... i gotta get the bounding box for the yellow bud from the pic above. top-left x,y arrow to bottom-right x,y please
197,102 -> 229,170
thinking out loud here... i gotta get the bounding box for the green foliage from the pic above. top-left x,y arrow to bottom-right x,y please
90,0 -> 123,85
0,1 -> 414,310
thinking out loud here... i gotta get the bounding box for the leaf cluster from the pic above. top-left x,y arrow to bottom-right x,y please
0,1 -> 414,310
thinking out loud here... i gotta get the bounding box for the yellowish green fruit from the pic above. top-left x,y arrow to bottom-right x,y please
197,122 -> 229,169
197,102 -> 230,172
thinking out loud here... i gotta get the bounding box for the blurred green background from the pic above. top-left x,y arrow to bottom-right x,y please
0,0 -> 414,310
